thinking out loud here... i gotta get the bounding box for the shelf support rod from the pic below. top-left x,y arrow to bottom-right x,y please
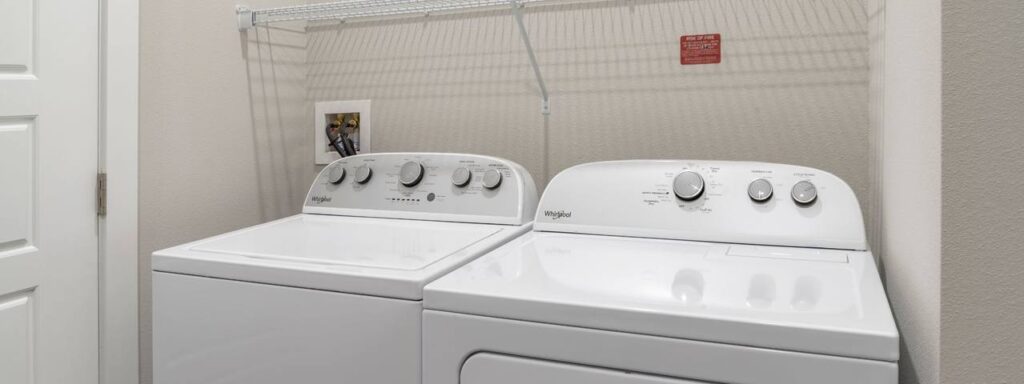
510,0 -> 550,115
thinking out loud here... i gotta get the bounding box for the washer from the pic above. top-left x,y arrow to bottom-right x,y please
152,153 -> 537,384
423,160 -> 899,384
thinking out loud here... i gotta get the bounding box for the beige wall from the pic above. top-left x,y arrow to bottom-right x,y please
140,0 -> 873,382
869,0 -> 1024,382
869,0 -> 942,382
139,0 -> 311,382
138,0 -> 1024,382
308,0 -> 872,195
941,0 -> 1024,382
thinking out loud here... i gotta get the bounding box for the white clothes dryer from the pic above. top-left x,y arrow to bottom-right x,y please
152,153 -> 537,384
423,160 -> 899,384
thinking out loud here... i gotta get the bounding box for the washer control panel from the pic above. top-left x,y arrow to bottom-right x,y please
535,160 -> 865,250
304,153 -> 538,225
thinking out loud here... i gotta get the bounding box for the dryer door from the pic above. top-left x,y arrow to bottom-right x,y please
461,353 -> 710,384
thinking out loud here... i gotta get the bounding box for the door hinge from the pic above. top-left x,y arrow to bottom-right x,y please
97,172 -> 107,217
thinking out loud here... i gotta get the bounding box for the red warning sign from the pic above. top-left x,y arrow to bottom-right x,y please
680,34 -> 721,65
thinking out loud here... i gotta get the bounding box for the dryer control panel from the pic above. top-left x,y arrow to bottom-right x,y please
304,153 -> 538,225
534,160 -> 866,250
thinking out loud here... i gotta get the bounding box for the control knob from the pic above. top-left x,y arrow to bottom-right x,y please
482,169 -> 503,190
791,180 -> 818,205
748,179 -> 774,202
354,165 -> 373,184
328,165 -> 346,184
673,171 -> 705,201
451,167 -> 472,187
399,161 -> 425,187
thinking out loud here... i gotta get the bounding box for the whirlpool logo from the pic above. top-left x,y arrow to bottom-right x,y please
544,210 -> 572,220
311,195 -> 332,204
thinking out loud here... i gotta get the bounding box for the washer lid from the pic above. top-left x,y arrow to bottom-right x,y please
153,214 -> 528,300
424,232 -> 899,362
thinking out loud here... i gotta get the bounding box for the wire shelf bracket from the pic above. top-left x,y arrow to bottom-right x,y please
236,0 -> 551,114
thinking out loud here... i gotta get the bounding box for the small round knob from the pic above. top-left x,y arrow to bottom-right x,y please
354,165 -> 372,184
791,180 -> 818,205
451,167 -> 472,187
482,169 -> 503,189
748,178 -> 774,202
328,165 -> 346,184
673,171 -> 705,201
399,161 -> 425,187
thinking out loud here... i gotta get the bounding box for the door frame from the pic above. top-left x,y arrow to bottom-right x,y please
99,0 -> 139,382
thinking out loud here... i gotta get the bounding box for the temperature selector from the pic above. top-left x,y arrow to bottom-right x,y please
791,180 -> 818,205
747,179 -> 773,202
451,167 -> 472,187
354,165 -> 373,184
328,165 -> 346,185
673,171 -> 705,201
482,169 -> 503,189
399,161 -> 425,187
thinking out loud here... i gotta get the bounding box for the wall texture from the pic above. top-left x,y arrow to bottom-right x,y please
140,0 -> 873,382
139,0 -> 311,382
307,0 -> 872,195
942,0 -> 1024,382
868,0 -> 942,382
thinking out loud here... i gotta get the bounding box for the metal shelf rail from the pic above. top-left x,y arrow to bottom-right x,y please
237,0 -> 551,114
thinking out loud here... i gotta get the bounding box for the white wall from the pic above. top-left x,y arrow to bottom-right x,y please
941,0 -> 1024,382
869,0 -> 942,382
138,0 -> 311,382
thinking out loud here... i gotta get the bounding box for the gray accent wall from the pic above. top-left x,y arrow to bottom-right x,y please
942,0 -> 1024,382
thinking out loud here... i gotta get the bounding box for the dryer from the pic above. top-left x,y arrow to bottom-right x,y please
423,160 -> 899,384
152,153 -> 537,384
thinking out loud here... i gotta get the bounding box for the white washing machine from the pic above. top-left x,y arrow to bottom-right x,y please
423,160 -> 899,384
152,153 -> 537,384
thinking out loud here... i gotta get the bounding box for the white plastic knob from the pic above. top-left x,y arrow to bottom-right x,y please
673,171 -> 704,201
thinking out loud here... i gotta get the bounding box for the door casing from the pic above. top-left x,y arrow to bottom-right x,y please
99,0 -> 139,382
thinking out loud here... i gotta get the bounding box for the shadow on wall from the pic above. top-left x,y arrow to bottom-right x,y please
243,23 -> 311,221
242,0 -> 870,207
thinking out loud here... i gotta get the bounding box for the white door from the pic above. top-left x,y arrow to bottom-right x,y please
0,0 -> 100,382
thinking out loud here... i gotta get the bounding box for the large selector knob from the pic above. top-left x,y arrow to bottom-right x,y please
748,178 -> 774,202
451,167 -> 472,187
354,164 -> 373,184
482,169 -> 503,189
673,171 -> 705,201
327,165 -> 346,184
399,161 -> 425,187
791,180 -> 818,205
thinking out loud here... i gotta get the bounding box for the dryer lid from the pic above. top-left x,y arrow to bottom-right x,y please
153,214 -> 528,300
424,232 -> 899,362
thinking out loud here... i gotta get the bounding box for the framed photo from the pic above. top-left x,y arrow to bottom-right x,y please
314,100 -> 372,164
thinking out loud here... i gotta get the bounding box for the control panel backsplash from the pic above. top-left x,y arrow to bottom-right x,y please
534,160 -> 866,250
304,153 -> 538,225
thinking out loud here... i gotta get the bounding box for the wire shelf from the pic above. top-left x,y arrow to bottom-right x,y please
236,0 -> 551,114
239,0 -> 545,28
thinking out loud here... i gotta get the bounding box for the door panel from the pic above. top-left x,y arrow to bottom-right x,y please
0,291 -> 34,384
0,118 -> 33,252
0,0 -> 34,74
0,0 -> 100,382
